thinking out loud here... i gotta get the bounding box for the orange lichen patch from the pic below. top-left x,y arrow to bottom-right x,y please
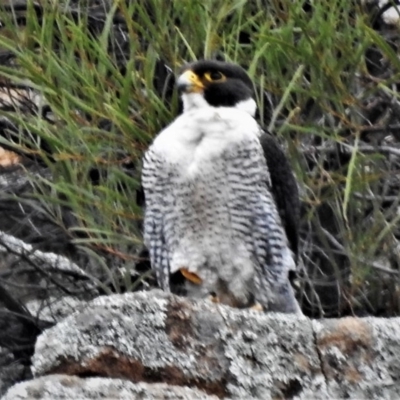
344,365 -> 363,384
0,147 -> 21,167
318,318 -> 372,352
317,318 -> 374,383
293,353 -> 311,372
180,268 -> 202,284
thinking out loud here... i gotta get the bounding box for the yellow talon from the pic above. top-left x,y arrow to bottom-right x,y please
208,294 -> 220,303
250,303 -> 264,312
180,268 -> 203,285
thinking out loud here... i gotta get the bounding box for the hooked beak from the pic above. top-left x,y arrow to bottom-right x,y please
176,70 -> 204,94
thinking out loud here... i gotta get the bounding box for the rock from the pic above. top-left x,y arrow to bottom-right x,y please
26,296 -> 88,323
2,290 -> 400,399
0,231 -> 88,279
2,374 -> 218,399
313,317 -> 400,399
29,290 -> 324,399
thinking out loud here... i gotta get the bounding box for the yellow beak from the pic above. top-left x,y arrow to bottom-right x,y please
176,70 -> 204,93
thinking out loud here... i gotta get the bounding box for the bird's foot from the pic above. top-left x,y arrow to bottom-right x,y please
250,302 -> 264,312
208,294 -> 220,303
180,268 -> 202,285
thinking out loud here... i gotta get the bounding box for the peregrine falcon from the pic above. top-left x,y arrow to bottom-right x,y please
142,60 -> 301,313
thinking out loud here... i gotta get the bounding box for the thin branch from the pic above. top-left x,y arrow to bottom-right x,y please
0,231 -> 88,279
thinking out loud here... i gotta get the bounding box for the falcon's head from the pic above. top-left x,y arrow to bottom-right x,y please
177,60 -> 256,117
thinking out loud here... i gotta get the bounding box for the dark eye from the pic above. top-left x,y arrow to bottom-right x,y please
204,71 -> 226,82
210,71 -> 222,80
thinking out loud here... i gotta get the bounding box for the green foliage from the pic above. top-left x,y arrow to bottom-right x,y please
0,0 -> 399,314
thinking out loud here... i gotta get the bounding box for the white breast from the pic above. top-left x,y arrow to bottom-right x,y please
151,104 -> 260,172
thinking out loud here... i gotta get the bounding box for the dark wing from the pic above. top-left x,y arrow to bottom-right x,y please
259,132 -> 300,261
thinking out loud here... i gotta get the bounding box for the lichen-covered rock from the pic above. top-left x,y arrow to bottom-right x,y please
313,317 -> 400,399
2,374 -> 218,399
30,290 -> 325,399
4,290 -> 400,399
26,296 -> 88,323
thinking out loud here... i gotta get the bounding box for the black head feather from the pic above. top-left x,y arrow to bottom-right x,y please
179,60 -> 254,108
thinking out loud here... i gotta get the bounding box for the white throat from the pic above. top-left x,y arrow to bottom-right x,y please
235,98 -> 257,116
181,93 -> 257,117
181,93 -> 209,112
